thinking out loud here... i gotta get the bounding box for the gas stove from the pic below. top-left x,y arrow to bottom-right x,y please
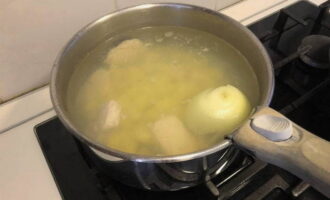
1,1 -> 330,200
34,1 -> 330,199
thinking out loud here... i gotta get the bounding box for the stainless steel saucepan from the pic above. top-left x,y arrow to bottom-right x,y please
50,3 -> 330,197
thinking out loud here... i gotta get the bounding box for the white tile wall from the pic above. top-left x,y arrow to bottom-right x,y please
216,0 -> 243,10
0,0 -> 240,102
0,0 -> 117,102
115,0 -> 242,10
116,0 -> 217,10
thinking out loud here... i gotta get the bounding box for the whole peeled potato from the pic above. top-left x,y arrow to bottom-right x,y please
184,85 -> 251,136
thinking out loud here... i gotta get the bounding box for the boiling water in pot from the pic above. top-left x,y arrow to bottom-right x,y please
66,26 -> 259,156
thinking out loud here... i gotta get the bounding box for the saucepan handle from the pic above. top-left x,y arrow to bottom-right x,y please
232,106 -> 330,198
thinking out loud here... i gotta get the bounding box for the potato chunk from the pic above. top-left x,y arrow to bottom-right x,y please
105,39 -> 146,66
152,115 -> 200,155
98,100 -> 121,130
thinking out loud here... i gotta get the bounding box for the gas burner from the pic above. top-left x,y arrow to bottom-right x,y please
284,59 -> 329,92
298,35 -> 330,69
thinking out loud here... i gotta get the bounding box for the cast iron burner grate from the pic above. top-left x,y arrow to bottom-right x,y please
35,1 -> 330,199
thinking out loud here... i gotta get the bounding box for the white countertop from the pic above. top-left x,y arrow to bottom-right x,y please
0,0 -> 327,199
0,109 -> 59,200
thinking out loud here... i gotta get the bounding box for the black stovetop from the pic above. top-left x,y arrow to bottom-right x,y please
35,1 -> 330,199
